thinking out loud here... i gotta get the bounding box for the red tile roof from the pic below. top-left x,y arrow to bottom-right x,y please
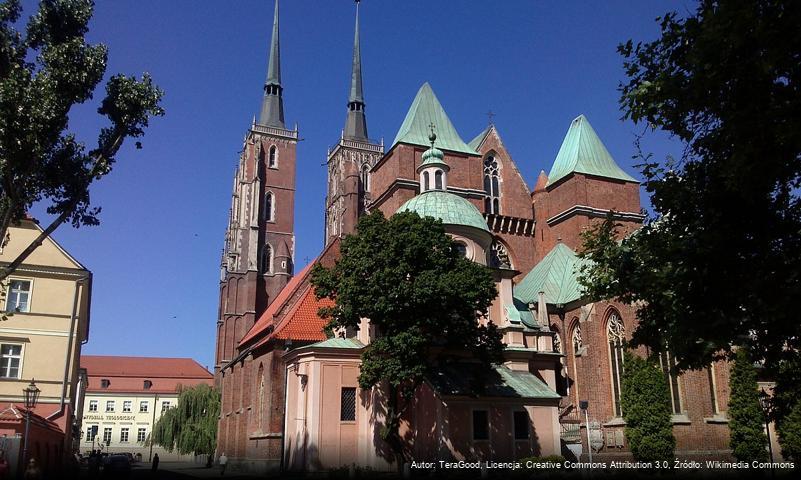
81,356 -> 213,394
238,262 -> 315,346
256,285 -> 331,346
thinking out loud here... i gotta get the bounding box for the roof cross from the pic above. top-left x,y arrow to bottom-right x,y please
428,122 -> 437,147
486,110 -> 496,125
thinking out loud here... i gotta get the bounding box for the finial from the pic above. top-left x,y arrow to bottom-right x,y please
428,122 -> 437,147
486,110 -> 496,125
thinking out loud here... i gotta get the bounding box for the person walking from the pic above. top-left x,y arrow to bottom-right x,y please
151,453 -> 160,475
23,458 -> 41,480
218,453 -> 228,476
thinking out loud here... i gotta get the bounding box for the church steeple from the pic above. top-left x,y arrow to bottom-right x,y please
343,0 -> 368,140
258,0 -> 285,127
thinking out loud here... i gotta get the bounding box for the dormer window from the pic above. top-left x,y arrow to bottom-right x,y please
101,379 -> 110,389
144,380 -> 152,390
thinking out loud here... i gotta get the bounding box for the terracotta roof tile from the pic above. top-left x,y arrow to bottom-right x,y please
270,286 -> 332,342
81,356 -> 212,378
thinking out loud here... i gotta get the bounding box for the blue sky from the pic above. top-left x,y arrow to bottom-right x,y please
23,0 -> 684,370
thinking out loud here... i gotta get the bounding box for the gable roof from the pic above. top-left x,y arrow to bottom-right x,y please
391,83 -> 477,155
468,125 -> 491,151
239,262 -> 315,346
515,243 -> 587,306
266,285 -> 331,342
547,114 -> 637,186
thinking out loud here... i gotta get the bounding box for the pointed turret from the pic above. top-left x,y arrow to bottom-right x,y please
533,170 -> 548,193
343,0 -> 368,140
258,0 -> 285,128
547,114 -> 636,186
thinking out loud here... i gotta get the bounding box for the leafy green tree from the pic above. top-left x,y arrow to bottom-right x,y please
311,210 -> 502,466
620,351 -> 675,462
578,0 -> 801,372
728,348 -> 769,462
777,401 -> 801,461
0,0 -> 164,281
150,384 -> 220,457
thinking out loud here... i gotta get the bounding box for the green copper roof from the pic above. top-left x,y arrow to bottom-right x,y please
513,296 -> 539,329
398,191 -> 489,233
547,114 -> 637,186
306,337 -> 364,350
418,146 -> 449,170
516,243 -> 587,306
468,126 -> 491,151
428,363 -> 560,400
391,83 -> 477,155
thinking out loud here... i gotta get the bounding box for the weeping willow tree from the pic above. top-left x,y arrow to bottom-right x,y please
150,384 -> 220,456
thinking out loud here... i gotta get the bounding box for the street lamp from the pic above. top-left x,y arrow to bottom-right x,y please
759,388 -> 775,462
22,379 -> 41,466
579,400 -> 592,464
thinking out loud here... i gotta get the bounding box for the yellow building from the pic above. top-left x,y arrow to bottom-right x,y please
0,218 -> 91,471
79,356 -> 213,461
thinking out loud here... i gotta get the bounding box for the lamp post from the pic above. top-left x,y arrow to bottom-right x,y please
579,400 -> 592,464
22,379 -> 41,467
759,388 -> 775,462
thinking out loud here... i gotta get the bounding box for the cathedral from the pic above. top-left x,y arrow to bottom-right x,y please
214,1 -> 733,473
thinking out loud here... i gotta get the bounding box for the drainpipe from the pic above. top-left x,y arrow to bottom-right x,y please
149,393 -> 159,462
48,274 -> 90,420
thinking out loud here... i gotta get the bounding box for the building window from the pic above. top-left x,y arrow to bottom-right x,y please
435,170 -> 443,189
137,428 -> 147,443
360,164 -> 370,193
262,244 -> 273,274
513,411 -> 530,440
607,311 -> 626,417
161,401 -> 171,413
340,387 -> 356,422
708,363 -> 720,415
483,155 -> 500,214
139,401 -> 149,413
264,192 -> 274,222
88,400 -> 98,412
5,279 -> 31,312
102,427 -> 112,444
423,171 -> 430,191
122,401 -> 132,413
0,344 -> 22,379
105,401 -> 115,412
659,351 -> 683,415
144,380 -> 152,390
472,410 -> 489,440
453,241 -> 468,258
85,427 -> 95,441
120,428 -> 129,443
489,240 -> 512,268
101,379 -> 110,389
268,145 -> 278,168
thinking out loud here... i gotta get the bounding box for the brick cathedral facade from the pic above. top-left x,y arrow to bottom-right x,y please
214,1 -> 734,473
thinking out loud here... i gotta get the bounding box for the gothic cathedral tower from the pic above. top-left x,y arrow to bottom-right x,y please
215,0 -> 297,378
325,0 -> 383,245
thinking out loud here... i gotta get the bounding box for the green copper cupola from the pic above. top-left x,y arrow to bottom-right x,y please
258,0 -> 285,128
418,127 -> 449,192
343,0 -> 368,140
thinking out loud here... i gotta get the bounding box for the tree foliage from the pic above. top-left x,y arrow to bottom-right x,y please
150,384 -> 220,457
728,349 -> 769,462
777,401 -> 801,461
578,0 -> 801,372
620,351 -> 675,463
0,0 -> 164,280
311,210 -> 502,463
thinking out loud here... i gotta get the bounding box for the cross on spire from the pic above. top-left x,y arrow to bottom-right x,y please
486,110 -> 496,125
428,122 -> 437,147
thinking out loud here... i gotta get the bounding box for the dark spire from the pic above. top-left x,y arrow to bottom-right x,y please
343,0 -> 368,140
258,0 -> 285,127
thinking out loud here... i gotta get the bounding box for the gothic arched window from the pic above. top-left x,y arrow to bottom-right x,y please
268,145 -> 278,168
257,363 -> 265,430
489,240 -> 512,269
435,170 -> 443,190
360,164 -> 370,193
483,155 -> 500,214
264,192 -> 274,222
659,350 -> 683,415
262,244 -> 273,274
423,171 -> 430,191
607,311 -> 625,417
572,324 -> 582,355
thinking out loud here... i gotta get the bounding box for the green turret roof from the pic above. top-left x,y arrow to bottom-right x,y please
391,83 -> 477,155
398,191 -> 489,233
418,145 -> 449,170
516,243 -> 587,306
547,115 -> 637,186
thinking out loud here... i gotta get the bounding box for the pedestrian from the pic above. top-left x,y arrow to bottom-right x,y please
151,453 -> 160,474
0,450 -> 9,480
219,452 -> 228,476
23,458 -> 41,480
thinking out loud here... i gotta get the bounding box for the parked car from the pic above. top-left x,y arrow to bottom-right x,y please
102,454 -> 131,476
